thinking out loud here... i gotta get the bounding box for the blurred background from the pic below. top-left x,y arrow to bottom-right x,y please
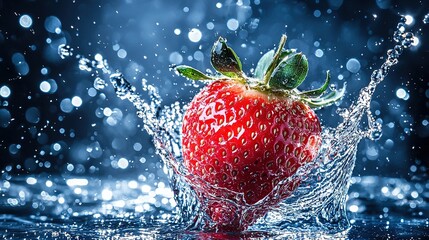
0,0 -> 428,183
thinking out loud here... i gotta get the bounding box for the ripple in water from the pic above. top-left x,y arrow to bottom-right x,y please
54,15 -> 423,235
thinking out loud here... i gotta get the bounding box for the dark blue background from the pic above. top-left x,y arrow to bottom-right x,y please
0,0 -> 428,181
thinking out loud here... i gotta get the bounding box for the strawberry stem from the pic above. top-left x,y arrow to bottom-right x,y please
263,34 -> 287,85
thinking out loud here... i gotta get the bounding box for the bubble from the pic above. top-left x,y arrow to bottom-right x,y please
60,98 -> 73,113
188,28 -> 202,43
45,180 -> 53,188
9,144 -> 21,154
11,52 -> 25,65
314,41 -> 320,47
227,18 -> 239,31
67,164 -> 74,171
216,2 -> 222,8
102,189 -> 113,201
44,16 -> 62,33
174,28 -> 181,35
16,62 -> 30,76
94,53 -> 103,62
315,49 -> 324,57
48,79 -> 58,93
71,96 -> 83,107
169,52 -> 183,64
0,85 -> 11,98
313,10 -> 321,18
11,52 -> 29,76
396,88 -> 409,100
103,107 -> 112,117
193,51 -> 204,61
25,107 -> 40,124
0,109 -> 11,128
349,204 -> 359,213
366,145 -> 379,160
41,68 -> 49,75
53,143 -> 61,151
118,158 -> 129,169
367,36 -> 383,53
26,177 -> 37,185
346,58 -> 361,73
117,49 -> 127,59
206,22 -> 215,30
133,142 -> 143,151
19,15 -> 33,28
112,44 -> 120,51
87,141 -> 102,158
404,15 -> 414,25
40,81 -> 51,93
384,139 -> 394,149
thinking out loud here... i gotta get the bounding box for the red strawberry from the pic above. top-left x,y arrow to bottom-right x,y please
175,35 -> 344,232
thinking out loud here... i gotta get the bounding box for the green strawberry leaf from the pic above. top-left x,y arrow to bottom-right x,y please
254,49 -> 296,80
174,65 -> 214,81
299,70 -> 331,97
211,37 -> 243,78
254,50 -> 274,80
303,82 -> 346,109
268,52 -> 309,90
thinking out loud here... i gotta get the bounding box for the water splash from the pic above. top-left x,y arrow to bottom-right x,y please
423,13 -> 429,24
56,15 -> 420,233
58,44 -> 73,59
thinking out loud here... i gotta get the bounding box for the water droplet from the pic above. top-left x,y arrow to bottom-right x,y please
315,49 -> 324,57
0,85 -> 11,98
117,49 -> 127,59
404,15 -> 414,25
39,81 -> 52,93
78,58 -> 92,72
94,77 -> 107,90
188,28 -> 202,43
19,15 -> 33,28
25,107 -> 40,124
71,96 -> 83,107
169,52 -> 183,64
313,10 -> 321,18
346,58 -> 361,73
118,158 -> 129,169
206,22 -> 215,30
58,44 -> 73,59
423,13 -> 429,24
44,16 -> 62,33
0,109 -> 11,128
227,18 -> 239,31
370,130 -> 382,141
109,73 -> 136,100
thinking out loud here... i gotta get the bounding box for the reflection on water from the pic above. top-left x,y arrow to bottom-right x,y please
0,176 -> 427,239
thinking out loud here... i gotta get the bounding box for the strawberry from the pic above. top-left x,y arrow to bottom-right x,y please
175,35 -> 344,232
